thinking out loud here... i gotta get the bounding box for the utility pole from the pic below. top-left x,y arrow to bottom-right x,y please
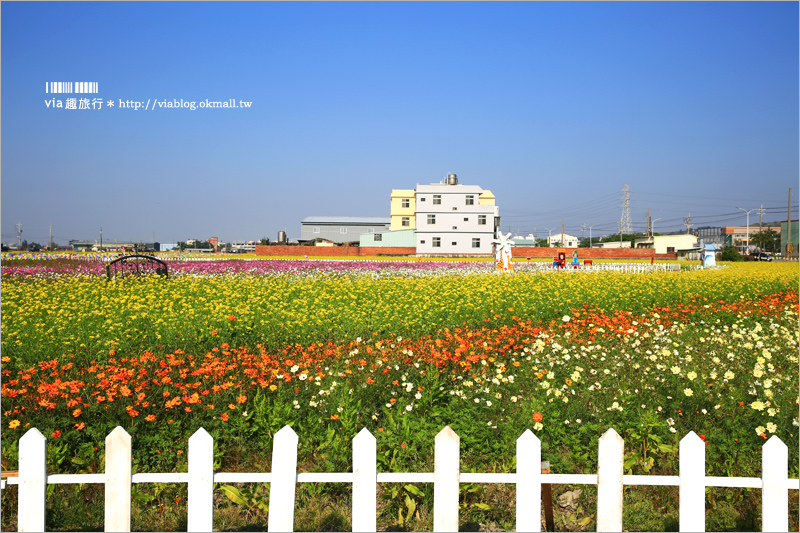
589,224 -> 596,248
581,223 -> 587,241
49,224 -> 53,251
647,208 -> 651,237
757,204 -> 765,228
619,222 -> 623,245
561,218 -> 565,245
100,227 -> 103,252
16,222 -> 23,250
683,213 -> 693,234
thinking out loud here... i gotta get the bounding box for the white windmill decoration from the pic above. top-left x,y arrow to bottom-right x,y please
492,230 -> 515,273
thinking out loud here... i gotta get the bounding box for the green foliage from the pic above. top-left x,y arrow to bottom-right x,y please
720,246 -> 743,261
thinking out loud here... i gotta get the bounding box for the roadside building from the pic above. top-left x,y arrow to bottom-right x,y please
780,220 -> 798,259
300,217 -> 390,244
720,226 -> 781,255
359,229 -> 417,248
592,241 -> 631,249
696,227 -> 730,250
633,234 -> 701,259
548,233 -> 579,248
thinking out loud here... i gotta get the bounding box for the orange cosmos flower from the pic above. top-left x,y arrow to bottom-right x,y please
532,412 -> 543,422
221,413 -> 229,422
72,408 -> 82,417
8,420 -> 20,429
52,430 -> 62,438
145,414 -> 156,422
237,395 -> 247,404
74,422 -> 85,430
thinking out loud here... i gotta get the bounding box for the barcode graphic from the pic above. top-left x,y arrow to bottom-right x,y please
45,82 -> 99,94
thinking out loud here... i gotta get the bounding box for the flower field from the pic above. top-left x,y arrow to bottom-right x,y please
1,256 -> 798,531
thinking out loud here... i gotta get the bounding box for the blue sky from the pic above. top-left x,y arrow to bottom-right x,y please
2,1 -> 798,245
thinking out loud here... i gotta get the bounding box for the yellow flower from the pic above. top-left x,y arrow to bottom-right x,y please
8,420 -> 20,429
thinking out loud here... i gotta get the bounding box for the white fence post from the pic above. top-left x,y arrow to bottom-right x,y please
352,428 -> 376,532
105,426 -> 132,532
352,428 -> 378,531
433,426 -> 460,532
268,425 -> 298,532
18,428 -> 47,532
188,428 -> 214,532
679,431 -> 705,532
596,428 -> 624,532
516,430 -> 542,532
762,436 -> 788,532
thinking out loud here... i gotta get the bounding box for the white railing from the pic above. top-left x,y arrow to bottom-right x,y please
1,426 -> 797,532
513,262 -> 675,274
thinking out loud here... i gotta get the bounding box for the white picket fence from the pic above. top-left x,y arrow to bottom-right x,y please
511,262 -> 675,274
1,426 -> 797,532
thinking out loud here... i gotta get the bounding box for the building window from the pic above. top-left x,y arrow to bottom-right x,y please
667,247 -> 675,253
478,215 -> 487,225
433,195 -> 441,205
427,215 -> 436,225
452,241 -> 457,246
401,199 -> 410,208
368,228 -> 375,233
432,237 -> 441,248
374,234 -> 382,242
464,217 -> 469,222
472,238 -> 480,248
420,197 -> 426,202
452,207 -> 458,211
466,195 -> 474,205
420,240 -> 426,244
340,228 -> 347,234
313,227 -> 320,233
402,217 -> 410,227
452,226 -> 458,230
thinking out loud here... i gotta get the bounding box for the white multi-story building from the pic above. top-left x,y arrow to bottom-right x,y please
397,174 -> 499,255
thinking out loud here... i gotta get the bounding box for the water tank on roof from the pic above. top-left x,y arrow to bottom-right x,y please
447,173 -> 458,185
277,231 -> 287,243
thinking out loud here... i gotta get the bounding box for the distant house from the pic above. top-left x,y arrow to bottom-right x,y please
592,241 -> 631,249
634,234 -> 701,259
548,233 -> 579,248
300,217 -> 390,244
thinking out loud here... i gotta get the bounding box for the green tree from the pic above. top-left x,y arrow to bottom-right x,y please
720,246 -> 743,262
749,229 -> 779,253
